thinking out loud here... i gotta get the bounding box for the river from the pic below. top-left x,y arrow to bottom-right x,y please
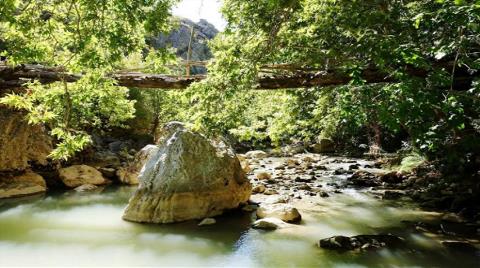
0,156 -> 478,267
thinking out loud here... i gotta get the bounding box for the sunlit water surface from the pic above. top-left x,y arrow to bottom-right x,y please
0,184 -> 478,267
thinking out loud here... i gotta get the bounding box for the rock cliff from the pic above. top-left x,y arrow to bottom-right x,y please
0,105 -> 52,172
148,18 -> 218,74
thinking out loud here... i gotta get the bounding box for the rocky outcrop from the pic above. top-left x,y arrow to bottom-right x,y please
123,122 -> 251,224
58,165 -> 108,188
0,171 -> 46,198
0,106 -> 52,171
116,145 -> 159,185
148,19 -> 218,74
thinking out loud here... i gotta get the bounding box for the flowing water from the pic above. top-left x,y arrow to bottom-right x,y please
0,159 -> 479,267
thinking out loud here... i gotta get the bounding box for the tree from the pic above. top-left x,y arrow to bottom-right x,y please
188,0 -> 479,168
0,0 -> 177,160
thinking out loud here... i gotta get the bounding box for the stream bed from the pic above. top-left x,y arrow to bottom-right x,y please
0,155 -> 479,267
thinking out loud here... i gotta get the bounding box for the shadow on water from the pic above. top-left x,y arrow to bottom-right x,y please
0,184 -> 479,267
0,185 -> 252,250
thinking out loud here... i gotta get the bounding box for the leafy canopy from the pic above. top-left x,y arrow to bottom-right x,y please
186,0 -> 479,165
0,0 -> 177,160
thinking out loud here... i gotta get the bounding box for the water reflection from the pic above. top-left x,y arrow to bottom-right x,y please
0,185 -> 478,267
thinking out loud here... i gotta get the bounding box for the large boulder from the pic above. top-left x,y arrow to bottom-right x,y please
58,165 -> 108,188
116,145 -> 159,185
0,171 -> 46,199
310,138 -> 335,154
123,123 -> 252,223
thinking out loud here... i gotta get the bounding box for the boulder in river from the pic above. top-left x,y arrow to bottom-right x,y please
123,122 -> 251,224
256,203 -> 302,223
380,171 -> 406,184
58,165 -> 108,188
256,172 -> 272,180
348,170 -> 381,187
245,150 -> 268,159
310,138 -> 335,154
0,171 -> 46,199
252,218 -> 289,230
116,145 -> 159,185
252,184 -> 266,193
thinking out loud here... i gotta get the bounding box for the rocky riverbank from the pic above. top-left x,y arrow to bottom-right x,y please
237,150 -> 479,256
0,113 -> 478,258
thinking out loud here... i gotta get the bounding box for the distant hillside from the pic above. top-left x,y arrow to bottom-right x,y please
148,18 -> 219,74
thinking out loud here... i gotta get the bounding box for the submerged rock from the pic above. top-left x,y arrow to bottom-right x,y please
74,184 -> 101,192
123,123 -> 251,224
318,234 -> 405,251
242,204 -> 258,212
442,241 -> 479,255
0,172 -> 46,199
58,165 -> 108,188
348,170 -> 381,187
116,145 -> 159,185
252,218 -> 289,230
198,218 -> 216,226
256,203 -> 302,223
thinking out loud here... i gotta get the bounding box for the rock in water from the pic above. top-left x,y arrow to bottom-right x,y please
318,234 -> 406,251
198,218 -> 216,226
58,165 -> 108,188
116,145 -> 159,185
252,218 -> 288,230
122,123 -> 252,224
245,150 -> 268,159
256,203 -> 302,223
0,172 -> 46,199
74,184 -> 100,192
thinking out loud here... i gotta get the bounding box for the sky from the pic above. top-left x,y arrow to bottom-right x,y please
172,0 -> 227,31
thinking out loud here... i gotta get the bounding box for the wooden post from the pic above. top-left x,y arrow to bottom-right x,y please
186,25 -> 195,77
